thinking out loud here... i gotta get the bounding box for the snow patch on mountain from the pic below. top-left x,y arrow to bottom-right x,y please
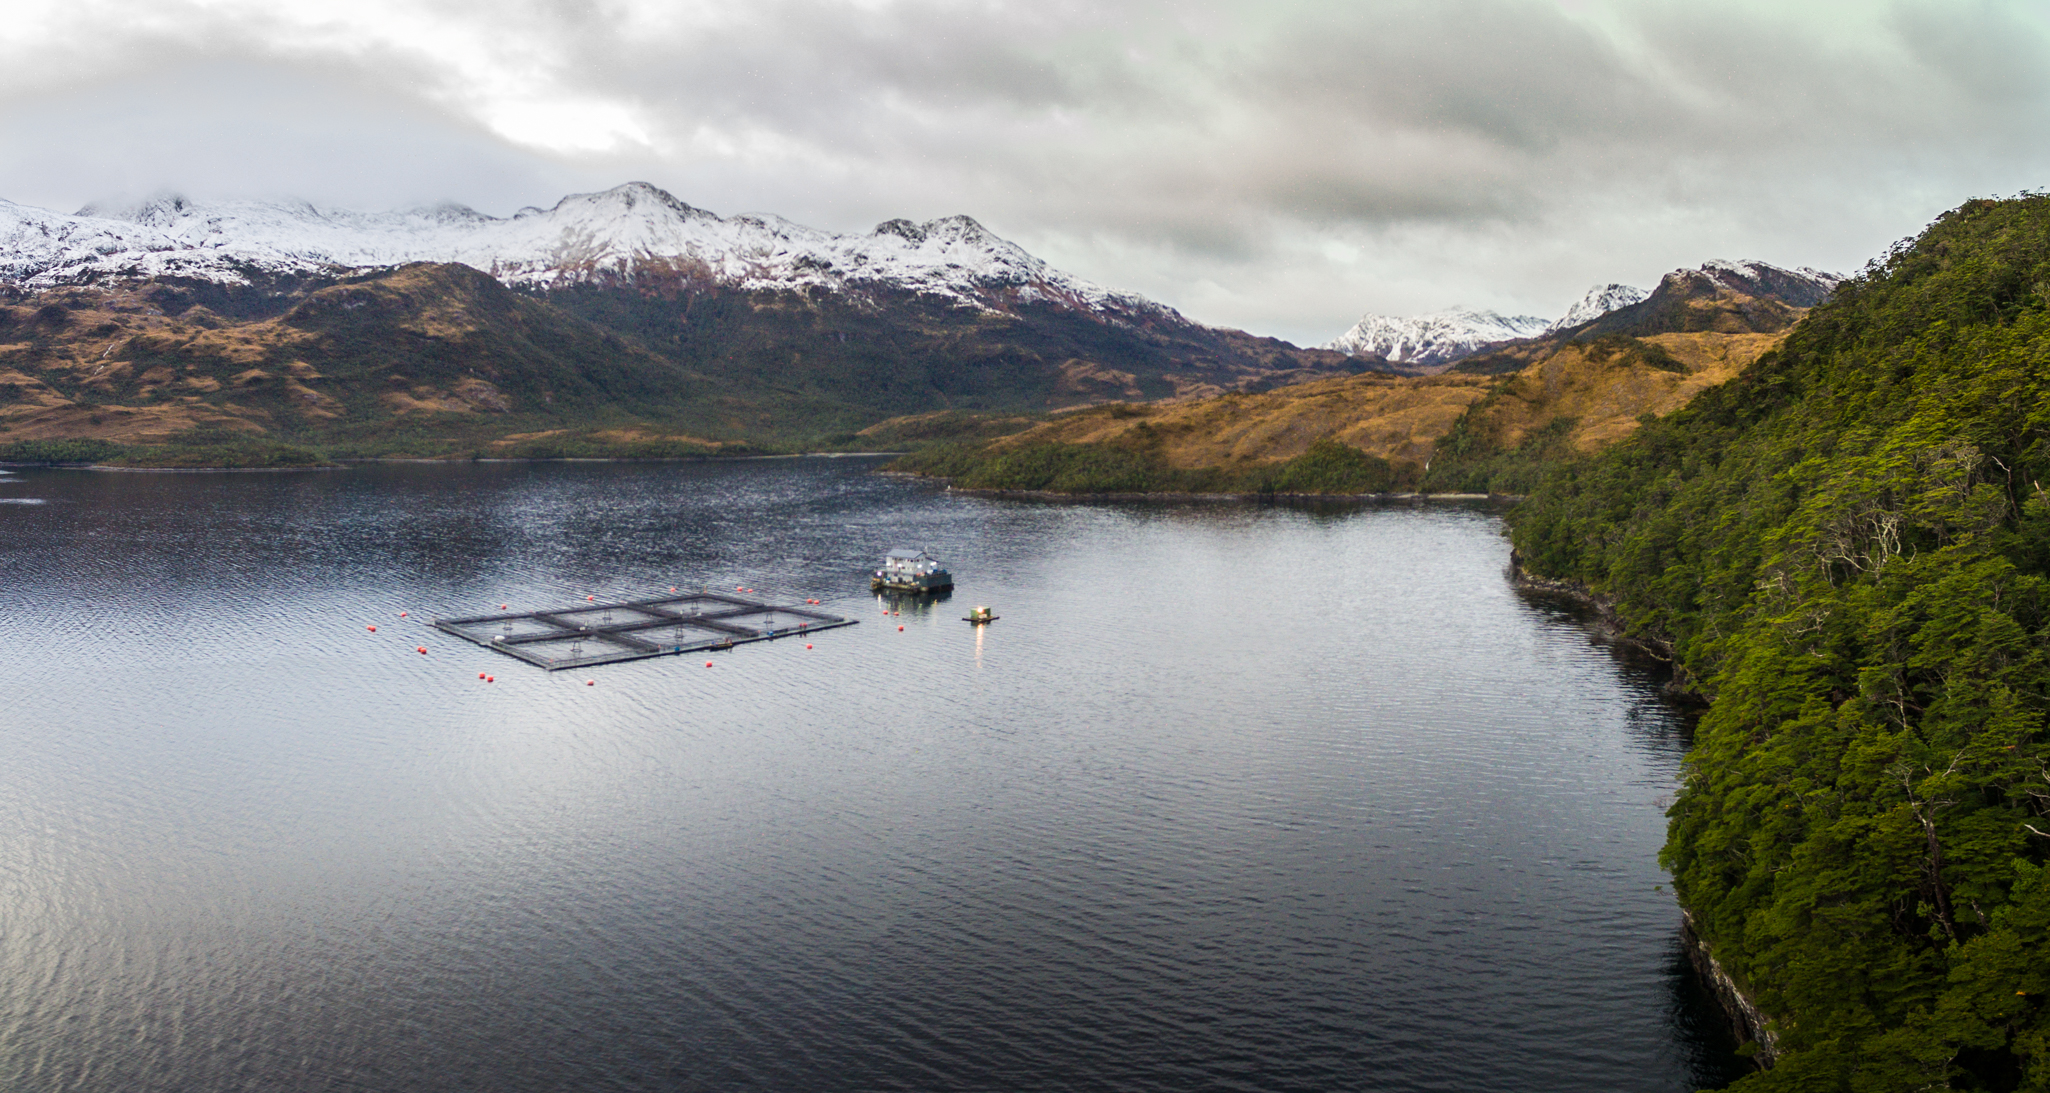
1692,259 -> 1842,307
1324,307 -> 1551,369
0,182 -> 1173,320
1546,283 -> 1648,333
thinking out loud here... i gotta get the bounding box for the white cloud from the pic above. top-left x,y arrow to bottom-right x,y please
479,97 -> 653,154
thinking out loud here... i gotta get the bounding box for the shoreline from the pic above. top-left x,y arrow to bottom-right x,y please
1510,554 -> 1775,1069
1507,551 -> 1698,699
0,451 -> 906,473
1682,911 -> 1779,1068
933,483 -> 1524,503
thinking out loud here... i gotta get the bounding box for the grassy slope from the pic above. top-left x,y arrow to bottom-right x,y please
888,322 -> 1794,495
1509,196 -> 2050,1090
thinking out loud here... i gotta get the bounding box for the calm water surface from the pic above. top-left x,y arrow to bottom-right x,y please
0,458 -> 1744,1091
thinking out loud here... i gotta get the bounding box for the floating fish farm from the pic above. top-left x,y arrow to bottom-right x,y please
434,592 -> 857,670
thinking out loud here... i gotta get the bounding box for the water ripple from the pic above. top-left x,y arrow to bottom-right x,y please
0,462 -> 1741,1091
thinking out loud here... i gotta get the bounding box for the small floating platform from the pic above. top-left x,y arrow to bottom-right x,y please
434,592 -> 857,671
963,606 -> 998,624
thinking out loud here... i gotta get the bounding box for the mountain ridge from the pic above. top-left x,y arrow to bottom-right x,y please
1324,307 -> 1551,371
1325,260 -> 1840,372
0,183 -> 1381,449
5,182 -> 1176,324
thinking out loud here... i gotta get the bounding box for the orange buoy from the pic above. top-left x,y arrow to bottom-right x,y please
705,661 -> 714,667
479,672 -> 487,679
487,676 -> 494,683
367,625 -> 377,632
586,680 -> 595,686
805,643 -> 812,649
898,625 -> 905,631
417,646 -> 427,654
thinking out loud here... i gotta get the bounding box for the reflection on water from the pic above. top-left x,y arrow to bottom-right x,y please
0,459 -> 1745,1091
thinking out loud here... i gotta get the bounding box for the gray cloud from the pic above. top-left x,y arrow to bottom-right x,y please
2,0 -> 2048,344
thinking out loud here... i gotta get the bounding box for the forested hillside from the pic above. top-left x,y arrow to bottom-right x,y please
1510,196 -> 2050,1090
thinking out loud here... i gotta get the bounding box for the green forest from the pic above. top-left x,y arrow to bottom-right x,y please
1510,196 -> 2050,1090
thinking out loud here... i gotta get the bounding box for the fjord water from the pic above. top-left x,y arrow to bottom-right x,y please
0,459 -> 1743,1091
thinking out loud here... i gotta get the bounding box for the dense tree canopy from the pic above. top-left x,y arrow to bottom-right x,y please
1511,196 -> 2050,1090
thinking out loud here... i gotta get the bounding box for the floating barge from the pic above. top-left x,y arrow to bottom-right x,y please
872,549 -> 954,593
434,591 -> 857,670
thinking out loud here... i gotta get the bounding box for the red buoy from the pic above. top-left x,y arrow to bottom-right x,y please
586,680 -> 595,686
898,625 -> 905,631
417,646 -> 427,654
367,625 -> 376,632
587,595 -> 594,602
705,661 -> 714,668
805,644 -> 812,649
500,604 -> 508,610
479,672 -> 487,679
487,676 -> 494,683
399,612 -> 408,618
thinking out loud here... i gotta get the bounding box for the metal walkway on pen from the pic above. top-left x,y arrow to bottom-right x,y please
433,591 -> 858,671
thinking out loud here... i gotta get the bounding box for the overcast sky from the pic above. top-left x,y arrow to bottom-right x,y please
3,0 -> 2048,344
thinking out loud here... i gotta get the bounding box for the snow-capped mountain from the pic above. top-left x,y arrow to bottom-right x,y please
1545,283 -> 1648,333
1324,307 -> 1551,369
0,182 -> 1171,319
1328,260 -> 1844,370
1689,259 -> 1841,307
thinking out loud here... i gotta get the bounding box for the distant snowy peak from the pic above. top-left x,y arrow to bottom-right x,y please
1546,283 -> 1647,333
1324,284 -> 1653,367
1,182 -> 1173,321
1325,307 -> 1550,368
1327,258 -> 1846,368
